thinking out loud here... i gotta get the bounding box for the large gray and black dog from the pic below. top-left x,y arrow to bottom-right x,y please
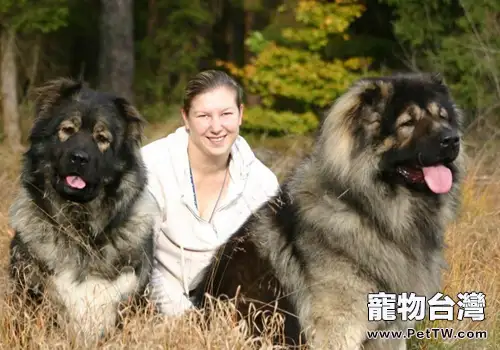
192,73 -> 465,349
8,78 -> 155,340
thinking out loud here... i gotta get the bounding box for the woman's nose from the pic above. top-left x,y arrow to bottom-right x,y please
209,115 -> 223,131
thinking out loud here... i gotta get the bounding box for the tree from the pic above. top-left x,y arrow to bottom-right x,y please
0,0 -> 68,152
381,0 -> 500,124
1,29 -> 21,151
134,0 -> 214,110
98,0 -> 135,101
220,0 -> 373,135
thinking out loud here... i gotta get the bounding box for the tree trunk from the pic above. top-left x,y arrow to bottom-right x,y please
98,0 -> 135,102
147,0 -> 157,38
243,9 -> 254,65
1,29 -> 24,153
243,8 -> 260,107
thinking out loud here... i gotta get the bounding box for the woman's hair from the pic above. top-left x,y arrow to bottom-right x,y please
182,70 -> 243,115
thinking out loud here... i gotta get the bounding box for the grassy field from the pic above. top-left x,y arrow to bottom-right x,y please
0,120 -> 498,349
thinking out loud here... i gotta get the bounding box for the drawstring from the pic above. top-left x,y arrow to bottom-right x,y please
180,245 -> 189,298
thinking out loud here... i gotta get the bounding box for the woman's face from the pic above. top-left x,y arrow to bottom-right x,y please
182,86 -> 243,160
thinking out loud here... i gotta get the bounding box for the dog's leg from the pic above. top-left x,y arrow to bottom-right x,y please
300,267 -> 380,349
9,233 -> 47,299
362,336 -> 407,350
365,337 -> 408,350
305,302 -> 409,350
136,229 -> 154,297
303,294 -> 369,349
307,317 -> 367,349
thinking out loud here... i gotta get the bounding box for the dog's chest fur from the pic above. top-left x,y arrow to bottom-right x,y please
9,186 -> 154,284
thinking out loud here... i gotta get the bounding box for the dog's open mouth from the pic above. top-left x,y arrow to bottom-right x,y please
65,175 -> 87,190
396,165 -> 453,194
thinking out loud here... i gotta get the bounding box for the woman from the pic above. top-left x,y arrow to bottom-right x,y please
141,70 -> 279,316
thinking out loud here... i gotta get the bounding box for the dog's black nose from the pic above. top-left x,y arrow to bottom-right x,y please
440,130 -> 459,150
70,151 -> 89,165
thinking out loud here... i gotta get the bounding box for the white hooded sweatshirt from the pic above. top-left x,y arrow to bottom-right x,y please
141,127 -> 279,315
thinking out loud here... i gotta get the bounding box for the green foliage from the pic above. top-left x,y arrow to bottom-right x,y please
0,0 -> 68,33
245,31 -> 269,54
135,0 -> 214,107
382,0 -> 457,48
140,101 -> 181,123
381,0 -> 500,121
221,0 -> 373,135
235,43 -> 370,109
282,0 -> 365,51
242,106 -> 319,136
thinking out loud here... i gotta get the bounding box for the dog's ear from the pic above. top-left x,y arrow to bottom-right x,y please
114,97 -> 147,146
32,78 -> 82,119
359,83 -> 383,107
355,78 -> 393,111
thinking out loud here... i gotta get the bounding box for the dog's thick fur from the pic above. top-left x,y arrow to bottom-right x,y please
8,78 -> 155,341
192,73 -> 466,349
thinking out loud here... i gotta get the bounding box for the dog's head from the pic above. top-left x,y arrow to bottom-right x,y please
320,72 -> 463,195
26,78 -> 146,203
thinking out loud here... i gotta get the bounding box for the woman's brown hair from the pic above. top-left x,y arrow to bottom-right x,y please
182,70 -> 243,115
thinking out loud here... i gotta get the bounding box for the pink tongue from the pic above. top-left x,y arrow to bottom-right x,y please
422,165 -> 452,194
65,176 -> 86,189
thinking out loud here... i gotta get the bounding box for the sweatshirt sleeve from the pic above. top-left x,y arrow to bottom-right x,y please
242,159 -> 280,215
258,159 -> 280,198
149,265 -> 194,316
142,181 -> 194,316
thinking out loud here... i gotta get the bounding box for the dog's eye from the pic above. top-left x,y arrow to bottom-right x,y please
399,120 -> 415,128
61,126 -> 75,135
96,135 -> 110,144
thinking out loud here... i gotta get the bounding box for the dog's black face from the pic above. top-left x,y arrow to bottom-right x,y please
50,103 -> 125,203
25,79 -> 145,203
355,73 -> 462,194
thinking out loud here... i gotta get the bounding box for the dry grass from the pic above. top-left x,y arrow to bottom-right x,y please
0,122 -> 497,349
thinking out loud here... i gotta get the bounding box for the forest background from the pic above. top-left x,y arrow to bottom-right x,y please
0,1 -> 499,349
